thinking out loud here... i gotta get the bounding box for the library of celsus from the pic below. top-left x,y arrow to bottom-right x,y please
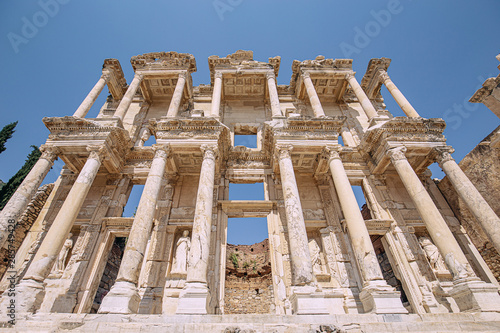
1,50 -> 500,332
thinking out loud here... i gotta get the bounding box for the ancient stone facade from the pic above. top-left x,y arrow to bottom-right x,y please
1,50 -> 500,332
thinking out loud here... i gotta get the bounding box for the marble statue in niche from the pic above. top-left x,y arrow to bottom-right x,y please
52,233 -> 73,274
171,230 -> 191,274
308,238 -> 324,275
419,236 -> 447,273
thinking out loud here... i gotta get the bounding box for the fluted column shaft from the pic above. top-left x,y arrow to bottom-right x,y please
277,145 -> 313,285
23,146 -> 105,282
346,73 -> 378,120
302,72 -> 325,118
267,72 -> 282,118
114,72 -> 143,120
166,72 -> 187,118
436,148 -> 500,254
115,145 -> 169,284
388,147 -> 473,279
326,147 -> 384,283
379,70 -> 420,118
186,145 -> 218,283
73,73 -> 110,118
210,72 -> 222,117
0,146 -> 59,250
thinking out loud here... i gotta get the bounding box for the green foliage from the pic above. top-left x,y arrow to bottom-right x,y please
0,145 -> 41,210
251,260 -> 257,271
0,121 -> 18,155
230,252 -> 239,268
242,261 -> 249,269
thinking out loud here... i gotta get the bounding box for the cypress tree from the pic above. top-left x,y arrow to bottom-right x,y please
0,145 -> 41,210
0,121 -> 18,155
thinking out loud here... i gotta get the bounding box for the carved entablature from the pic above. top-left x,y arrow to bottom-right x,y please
469,75 -> 500,103
130,52 -> 197,72
359,117 -> 447,174
103,58 -> 128,100
360,58 -> 391,100
290,56 -> 352,102
227,146 -> 270,170
43,116 -> 131,174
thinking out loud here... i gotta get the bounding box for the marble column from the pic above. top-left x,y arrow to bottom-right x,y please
114,72 -> 144,121
387,147 -> 473,279
435,147 -> 500,254
12,145 -> 105,313
378,70 -> 420,118
266,72 -> 283,118
326,146 -> 407,314
166,72 -> 187,118
210,72 -> 222,118
0,145 -> 59,250
177,144 -> 217,314
302,72 -> 326,118
345,73 -> 378,120
98,145 -> 169,314
73,72 -> 111,118
277,145 -> 313,286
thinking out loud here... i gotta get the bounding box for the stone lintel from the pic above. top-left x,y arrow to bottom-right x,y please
103,58 -> 127,100
360,57 -> 391,100
219,200 -> 274,218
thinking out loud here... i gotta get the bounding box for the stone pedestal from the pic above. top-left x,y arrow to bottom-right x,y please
97,281 -> 141,314
449,278 -> 500,312
289,286 -> 329,315
359,281 -> 408,314
176,282 -> 209,315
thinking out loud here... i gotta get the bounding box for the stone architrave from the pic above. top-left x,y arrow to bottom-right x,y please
99,144 -> 169,314
177,144 -> 218,315
0,145 -> 59,250
301,72 -> 326,118
10,145 -> 105,313
325,146 -> 408,314
266,72 -> 283,118
73,72 -> 111,118
114,72 -> 144,120
435,147 -> 500,255
166,72 -> 187,118
210,72 -> 222,117
345,73 -> 378,120
378,70 -> 420,118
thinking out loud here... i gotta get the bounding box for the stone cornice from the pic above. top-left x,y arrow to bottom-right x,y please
360,57 -> 391,100
130,51 -> 197,72
469,75 -> 500,103
103,58 -> 128,100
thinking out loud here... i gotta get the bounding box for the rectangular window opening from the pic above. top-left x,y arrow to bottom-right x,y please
122,184 -> 144,217
229,182 -> 265,201
234,134 -> 257,148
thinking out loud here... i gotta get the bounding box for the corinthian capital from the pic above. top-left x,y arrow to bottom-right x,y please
276,144 -> 293,160
377,69 -> 390,83
387,146 -> 407,162
201,144 -> 218,160
434,147 -> 455,166
344,72 -> 355,80
301,72 -> 311,80
322,145 -> 342,161
87,145 -> 107,161
152,144 -> 170,160
266,71 -> 275,80
39,145 -> 60,162
178,71 -> 188,80
214,71 -> 223,79
101,71 -> 112,82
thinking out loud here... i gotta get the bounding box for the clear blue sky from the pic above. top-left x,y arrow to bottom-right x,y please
1,1 -> 499,244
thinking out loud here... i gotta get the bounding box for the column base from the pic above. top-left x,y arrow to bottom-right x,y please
449,278 -> 500,312
289,285 -> 329,315
97,281 -> 140,314
0,279 -> 45,316
359,280 -> 408,314
176,282 -> 209,314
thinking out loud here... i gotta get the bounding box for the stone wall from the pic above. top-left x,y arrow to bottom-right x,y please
437,125 -> 500,281
91,237 -> 126,313
224,239 -> 275,314
0,183 -> 54,280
